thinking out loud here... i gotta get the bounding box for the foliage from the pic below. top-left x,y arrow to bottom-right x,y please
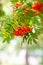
0,0 -> 43,46
0,3 -> 5,17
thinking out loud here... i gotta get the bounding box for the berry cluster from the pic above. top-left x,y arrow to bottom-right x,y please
13,26 -> 32,36
12,1 -> 43,13
32,1 -> 43,13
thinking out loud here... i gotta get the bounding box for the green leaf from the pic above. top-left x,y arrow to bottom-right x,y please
29,20 -> 33,26
20,0 -> 27,3
38,13 -> 43,20
27,37 -> 32,44
39,0 -> 43,2
33,39 -> 37,44
3,38 -> 7,43
11,0 -> 18,4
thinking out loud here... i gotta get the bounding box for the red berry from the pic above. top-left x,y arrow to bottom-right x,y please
15,3 -> 22,8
